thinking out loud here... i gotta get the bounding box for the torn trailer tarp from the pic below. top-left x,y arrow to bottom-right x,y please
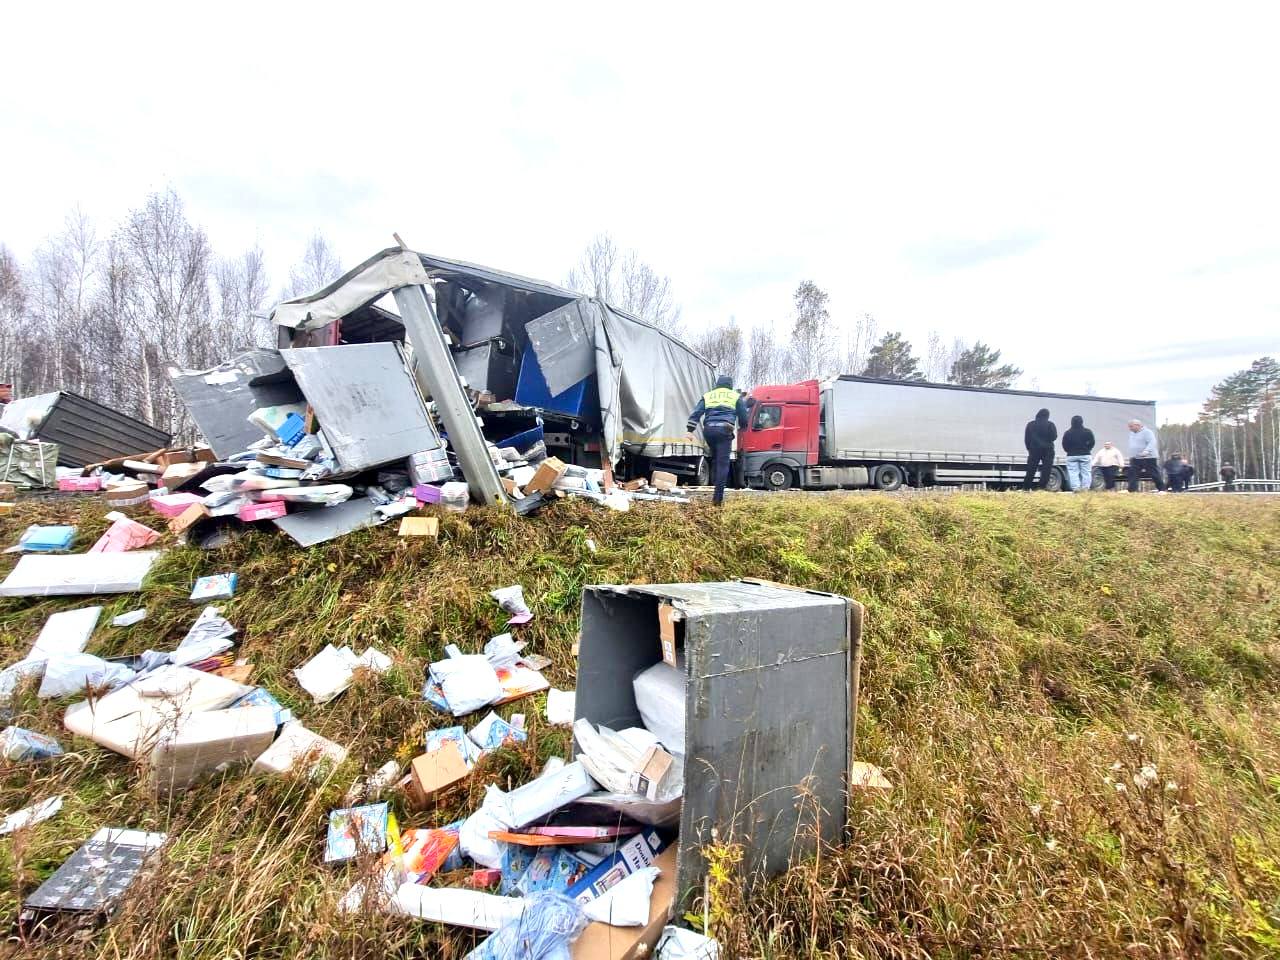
269,248 -> 714,465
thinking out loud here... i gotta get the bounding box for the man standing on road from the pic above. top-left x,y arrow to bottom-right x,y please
1125,419 -> 1165,492
1164,452 -> 1194,492
687,374 -> 750,507
1061,415 -> 1096,492
1022,408 -> 1058,490
1219,461 -> 1237,492
1092,441 -> 1124,491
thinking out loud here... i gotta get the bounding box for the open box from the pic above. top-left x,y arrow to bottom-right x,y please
574,579 -> 863,923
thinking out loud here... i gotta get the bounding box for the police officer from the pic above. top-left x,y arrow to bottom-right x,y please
686,374 -> 750,506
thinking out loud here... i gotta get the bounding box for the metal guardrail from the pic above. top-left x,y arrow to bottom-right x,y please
1186,479 -> 1280,493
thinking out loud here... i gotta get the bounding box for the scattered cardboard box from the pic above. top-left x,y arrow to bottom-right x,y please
500,477 -> 524,499
151,493 -> 204,518
627,745 -> 675,802
58,476 -> 102,492
0,482 -> 16,500
570,845 -> 677,960
160,462 -> 204,489
622,478 -> 646,492
104,481 -> 150,508
406,741 -> 470,809
238,500 -> 287,522
658,604 -> 679,667
525,456 -> 568,494
849,761 -> 893,792
399,516 -> 440,538
169,502 -> 210,535
650,470 -> 677,492
0,503 -> 12,516
213,662 -> 255,684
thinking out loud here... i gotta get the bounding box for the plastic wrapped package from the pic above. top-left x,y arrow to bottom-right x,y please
440,481 -> 470,512
37,654 -> 135,699
490,585 -> 532,625
656,927 -> 721,959
582,866 -> 660,927
430,655 -> 501,716
632,661 -> 686,759
0,725 -> 64,761
467,892 -> 588,960
487,760 -> 596,829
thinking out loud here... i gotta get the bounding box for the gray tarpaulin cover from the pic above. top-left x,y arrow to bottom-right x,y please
269,249 -> 714,464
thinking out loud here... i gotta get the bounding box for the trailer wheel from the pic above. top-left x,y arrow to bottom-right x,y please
1045,468 -> 1065,492
696,457 -> 711,486
763,465 -> 793,491
874,464 -> 904,491
1090,467 -> 1105,491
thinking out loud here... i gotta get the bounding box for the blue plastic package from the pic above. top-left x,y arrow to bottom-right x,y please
467,892 -> 588,960
0,725 -> 64,761
19,525 -> 76,552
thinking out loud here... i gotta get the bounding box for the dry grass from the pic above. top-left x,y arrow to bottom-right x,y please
1,492 -> 1278,958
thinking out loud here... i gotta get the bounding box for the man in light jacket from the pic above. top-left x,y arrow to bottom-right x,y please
1092,441 -> 1124,491
1126,420 -> 1165,492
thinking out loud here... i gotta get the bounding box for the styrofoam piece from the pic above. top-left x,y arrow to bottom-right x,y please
0,551 -> 160,597
112,608 -> 147,628
31,606 -> 102,660
252,721 -> 347,777
147,705 -> 278,792
0,795 -> 63,835
392,885 -> 525,931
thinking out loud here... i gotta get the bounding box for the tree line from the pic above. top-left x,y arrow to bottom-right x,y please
0,190 -> 343,440
687,278 -> 1023,391
1160,358 -> 1279,482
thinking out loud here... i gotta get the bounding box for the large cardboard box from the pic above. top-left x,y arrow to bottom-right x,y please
650,470 -> 677,492
0,482 -> 16,500
571,845 -> 678,960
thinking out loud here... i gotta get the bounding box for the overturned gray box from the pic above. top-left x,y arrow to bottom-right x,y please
576,579 -> 862,909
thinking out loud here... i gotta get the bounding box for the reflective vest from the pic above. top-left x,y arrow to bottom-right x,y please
702,387 -> 738,409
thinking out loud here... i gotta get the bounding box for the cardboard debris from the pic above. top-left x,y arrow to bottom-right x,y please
658,604 -> 679,666
525,456 -> 568,494
570,846 -> 678,960
407,741 -> 470,809
151,493 -> 204,518
849,761 -> 893,792
650,470 -> 677,492
104,481 -> 150,508
398,516 -> 439,538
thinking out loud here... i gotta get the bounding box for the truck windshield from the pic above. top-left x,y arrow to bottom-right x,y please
752,404 -> 781,430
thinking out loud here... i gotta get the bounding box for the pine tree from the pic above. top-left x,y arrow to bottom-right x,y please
861,332 -> 924,381
948,341 -> 1023,388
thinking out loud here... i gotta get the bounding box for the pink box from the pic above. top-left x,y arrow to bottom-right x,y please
238,500 -> 287,522
413,484 -> 443,504
150,493 -> 205,518
58,476 -> 103,492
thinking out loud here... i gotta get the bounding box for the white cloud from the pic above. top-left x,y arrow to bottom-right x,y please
2,2 -> 1277,424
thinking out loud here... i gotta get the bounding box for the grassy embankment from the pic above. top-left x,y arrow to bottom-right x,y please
1,492 -> 1278,959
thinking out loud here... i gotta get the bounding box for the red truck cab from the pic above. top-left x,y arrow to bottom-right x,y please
738,380 -> 821,489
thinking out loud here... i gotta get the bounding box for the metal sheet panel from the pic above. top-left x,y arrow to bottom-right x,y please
169,350 -> 303,459
1,392 -> 171,468
823,377 -> 1158,464
525,300 -> 596,396
280,342 -> 443,472
577,581 -> 855,909
271,498 -> 381,547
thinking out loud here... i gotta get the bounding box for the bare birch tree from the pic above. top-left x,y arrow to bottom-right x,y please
566,233 -> 681,331
283,232 -> 343,299
690,318 -> 745,385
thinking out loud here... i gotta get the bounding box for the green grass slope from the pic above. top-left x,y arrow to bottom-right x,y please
1,493 -> 1277,959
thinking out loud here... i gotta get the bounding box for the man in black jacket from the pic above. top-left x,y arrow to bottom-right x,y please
1022,408 -> 1058,490
1219,461 -> 1237,492
687,374 -> 750,506
1061,415 -> 1096,492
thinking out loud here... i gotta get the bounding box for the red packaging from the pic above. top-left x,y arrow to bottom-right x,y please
237,500 -> 287,522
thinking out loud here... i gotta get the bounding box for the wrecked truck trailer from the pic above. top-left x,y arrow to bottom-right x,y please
270,247 -> 717,485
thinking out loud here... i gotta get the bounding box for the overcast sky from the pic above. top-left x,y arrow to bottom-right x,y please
3,3 -> 1277,423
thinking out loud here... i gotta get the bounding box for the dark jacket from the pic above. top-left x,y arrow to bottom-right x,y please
688,376 -> 749,433
1164,457 -> 1190,479
1061,416 -> 1095,456
1220,464 -> 1237,482
1024,409 -> 1057,453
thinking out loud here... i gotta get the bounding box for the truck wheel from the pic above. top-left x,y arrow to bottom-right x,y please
1045,468 -> 1065,492
696,457 -> 710,486
874,465 -> 904,491
764,465 -> 793,491
1090,468 -> 1105,491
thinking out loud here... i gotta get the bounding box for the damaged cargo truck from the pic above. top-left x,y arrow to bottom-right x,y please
271,248 -> 716,488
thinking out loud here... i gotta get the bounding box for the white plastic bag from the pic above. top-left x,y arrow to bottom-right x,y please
633,661 -> 686,759
459,796 -> 509,869
583,866 -> 660,926
489,760 -> 596,829
431,655 -> 501,716
490,585 -> 532,625
37,654 -> 134,699
546,688 -> 575,726
656,926 -> 721,959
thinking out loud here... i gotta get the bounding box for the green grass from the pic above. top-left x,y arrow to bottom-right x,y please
1,492 -> 1278,958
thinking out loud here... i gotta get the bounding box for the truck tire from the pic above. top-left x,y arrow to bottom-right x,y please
696,456 -> 711,486
1090,467 -> 1105,491
874,464 -> 904,491
763,464 -> 793,491
1045,467 -> 1065,492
